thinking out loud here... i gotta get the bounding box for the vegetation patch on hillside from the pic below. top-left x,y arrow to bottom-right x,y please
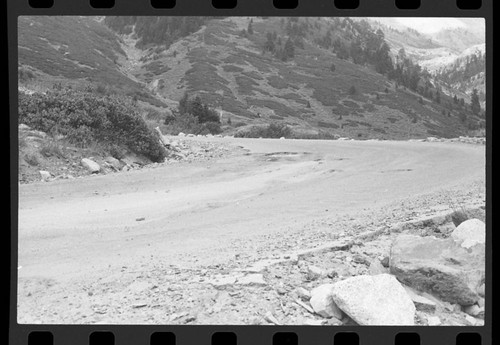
18,89 -> 166,162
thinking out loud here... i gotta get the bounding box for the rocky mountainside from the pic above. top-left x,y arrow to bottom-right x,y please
367,18 -> 485,105
18,16 -> 484,140
435,45 -> 485,105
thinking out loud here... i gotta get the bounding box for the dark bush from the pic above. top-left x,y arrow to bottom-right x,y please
19,67 -> 36,83
18,89 -> 166,162
451,210 -> 469,227
235,123 -> 291,139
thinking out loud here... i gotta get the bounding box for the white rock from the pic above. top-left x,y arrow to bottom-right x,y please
465,314 -> 478,326
81,158 -> 100,173
207,275 -> 238,288
39,170 -> 51,181
303,319 -> 324,325
178,132 -> 186,137
279,137 -> 285,140
236,274 -> 267,286
464,304 -> 483,317
331,274 -> 416,325
427,316 -> 441,326
451,219 -> 485,249
368,260 -> 389,275
310,284 -> 343,319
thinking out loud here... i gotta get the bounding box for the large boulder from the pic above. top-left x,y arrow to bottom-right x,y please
330,274 -> 415,325
309,284 -> 343,319
390,234 -> 484,305
451,219 -> 485,249
81,158 -> 100,173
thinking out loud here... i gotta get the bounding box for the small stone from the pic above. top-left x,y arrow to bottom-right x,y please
464,304 -> 483,317
477,284 -> 485,297
307,265 -> 326,280
426,316 -> 441,326
296,287 -> 311,301
81,158 -> 100,173
276,287 -> 287,295
464,315 -> 478,326
352,254 -> 370,265
39,170 -> 51,181
303,319 -> 324,325
368,260 -> 388,275
380,256 -> 390,267
236,274 -> 266,286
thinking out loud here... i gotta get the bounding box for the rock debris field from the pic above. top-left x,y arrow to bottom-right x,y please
17,134 -> 486,325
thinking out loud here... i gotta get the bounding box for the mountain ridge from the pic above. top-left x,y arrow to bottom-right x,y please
18,16 -> 485,140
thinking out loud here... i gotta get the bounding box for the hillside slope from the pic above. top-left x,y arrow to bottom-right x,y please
19,16 -> 483,140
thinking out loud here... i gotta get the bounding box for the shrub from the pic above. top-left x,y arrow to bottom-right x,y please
18,89 -> 166,162
39,141 -> 65,158
19,67 -> 35,83
201,121 -> 222,134
451,210 -> 469,227
24,152 -> 40,166
235,123 -> 291,139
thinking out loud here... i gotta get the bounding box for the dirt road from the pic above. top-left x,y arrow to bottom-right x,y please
17,138 -> 485,324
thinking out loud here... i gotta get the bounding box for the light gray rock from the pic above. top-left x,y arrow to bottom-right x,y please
451,219 -> 485,249
331,274 -> 415,325
332,274 -> 415,326
307,265 -> 326,280
81,158 -> 100,173
296,287 -> 311,301
19,124 -> 31,131
309,284 -> 343,319
104,156 -> 123,171
477,283 -> 485,297
39,170 -> 51,181
303,319 -> 325,326
368,260 -> 389,275
236,274 -> 267,286
207,275 -> 238,288
465,314 -> 479,326
464,304 -> 483,317
426,316 -> 441,326
390,234 -> 484,305
178,132 -> 186,137
403,286 -> 437,313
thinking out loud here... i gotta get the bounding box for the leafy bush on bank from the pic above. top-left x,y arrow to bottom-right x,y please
18,89 -> 166,162
235,123 -> 292,139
